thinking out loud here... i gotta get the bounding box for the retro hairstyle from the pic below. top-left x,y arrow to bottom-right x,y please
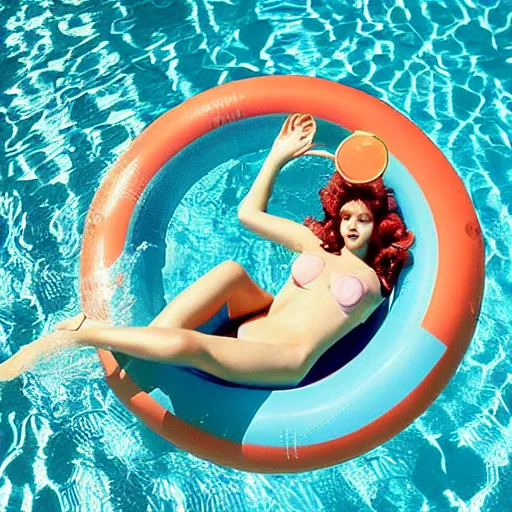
304,173 -> 415,296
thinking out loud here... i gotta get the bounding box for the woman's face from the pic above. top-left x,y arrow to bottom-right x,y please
339,200 -> 375,259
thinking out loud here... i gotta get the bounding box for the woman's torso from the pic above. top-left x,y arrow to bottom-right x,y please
236,247 -> 384,360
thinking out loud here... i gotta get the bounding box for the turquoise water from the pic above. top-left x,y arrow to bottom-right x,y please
0,0 -> 511,510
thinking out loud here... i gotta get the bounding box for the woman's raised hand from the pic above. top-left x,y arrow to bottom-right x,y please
269,114 -> 317,164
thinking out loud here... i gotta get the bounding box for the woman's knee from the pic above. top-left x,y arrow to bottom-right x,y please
218,260 -> 247,279
151,327 -> 199,364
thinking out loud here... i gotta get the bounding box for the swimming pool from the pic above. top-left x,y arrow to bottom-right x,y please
0,0 -> 510,510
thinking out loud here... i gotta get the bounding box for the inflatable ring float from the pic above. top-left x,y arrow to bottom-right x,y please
80,75 -> 484,473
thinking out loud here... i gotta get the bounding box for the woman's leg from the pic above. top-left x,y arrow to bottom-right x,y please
71,326 -> 309,387
149,260 -> 273,329
0,261 -> 276,382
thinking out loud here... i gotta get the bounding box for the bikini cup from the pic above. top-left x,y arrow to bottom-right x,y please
291,253 -> 366,309
329,275 -> 366,309
291,253 -> 325,288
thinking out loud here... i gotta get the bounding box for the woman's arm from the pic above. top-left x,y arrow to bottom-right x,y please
237,114 -> 320,253
237,152 -> 284,214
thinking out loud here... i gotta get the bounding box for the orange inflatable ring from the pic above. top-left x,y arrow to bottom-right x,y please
80,76 -> 484,473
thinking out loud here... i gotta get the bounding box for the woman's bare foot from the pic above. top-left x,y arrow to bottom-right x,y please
0,314 -> 114,381
55,312 -> 87,331
56,312 -> 110,331
0,332 -> 75,381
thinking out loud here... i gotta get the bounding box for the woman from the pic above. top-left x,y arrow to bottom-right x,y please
0,114 -> 414,386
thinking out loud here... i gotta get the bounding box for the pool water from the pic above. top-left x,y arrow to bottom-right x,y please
1,0 -> 511,511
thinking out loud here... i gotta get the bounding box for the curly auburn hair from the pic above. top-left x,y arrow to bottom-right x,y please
303,173 -> 415,296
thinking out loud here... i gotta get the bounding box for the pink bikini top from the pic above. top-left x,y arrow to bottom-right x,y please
291,253 -> 366,310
